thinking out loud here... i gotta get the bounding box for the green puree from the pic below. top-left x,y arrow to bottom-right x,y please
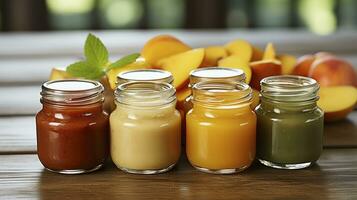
256,103 -> 324,164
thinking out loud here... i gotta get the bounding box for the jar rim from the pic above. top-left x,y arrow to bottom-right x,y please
192,80 -> 252,107
115,81 -> 176,107
189,67 -> 246,86
41,79 -> 104,105
260,75 -> 319,103
116,69 -> 173,85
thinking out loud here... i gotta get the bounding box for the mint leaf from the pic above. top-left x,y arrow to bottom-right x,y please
106,53 -> 140,72
66,61 -> 104,80
84,33 -> 109,67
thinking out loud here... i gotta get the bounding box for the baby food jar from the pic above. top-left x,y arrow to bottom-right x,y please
36,80 -> 109,174
255,75 -> 324,169
178,67 -> 246,144
116,69 -> 173,86
181,67 -> 246,113
110,82 -> 181,174
186,80 -> 256,174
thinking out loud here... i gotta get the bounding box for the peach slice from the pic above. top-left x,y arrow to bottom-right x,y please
292,55 -> 315,77
262,42 -> 276,61
107,59 -> 149,89
157,48 -> 205,90
277,54 -> 297,75
141,35 -> 191,66
309,56 -> 357,87
217,55 -> 251,84
317,86 -> 357,122
176,86 -> 191,111
250,60 -> 282,90
201,46 -> 228,67
225,39 -> 253,62
250,89 -> 260,110
251,46 -> 263,61
49,67 -> 73,80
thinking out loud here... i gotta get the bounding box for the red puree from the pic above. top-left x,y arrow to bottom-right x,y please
36,80 -> 109,174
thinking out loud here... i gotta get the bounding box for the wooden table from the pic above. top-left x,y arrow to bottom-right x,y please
0,30 -> 357,199
0,112 -> 356,200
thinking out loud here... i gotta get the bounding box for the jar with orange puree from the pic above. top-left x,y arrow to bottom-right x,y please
186,80 -> 256,174
179,67 -> 246,144
181,67 -> 246,113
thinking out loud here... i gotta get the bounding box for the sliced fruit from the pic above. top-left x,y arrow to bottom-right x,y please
49,67 -> 73,80
292,54 -> 315,77
250,89 -> 260,110
309,56 -> 357,87
317,86 -> 357,122
176,87 -> 191,111
218,55 -> 251,84
157,48 -> 205,90
277,54 -> 297,75
99,75 -> 116,113
201,46 -> 228,67
141,35 -> 191,66
250,60 -> 282,90
251,46 -> 263,61
225,39 -> 253,62
107,59 -> 149,89
262,42 -> 276,61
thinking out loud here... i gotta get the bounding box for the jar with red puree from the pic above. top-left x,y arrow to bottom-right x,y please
36,80 -> 109,174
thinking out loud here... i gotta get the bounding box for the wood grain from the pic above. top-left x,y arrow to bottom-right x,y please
0,148 -> 356,200
0,112 -> 356,154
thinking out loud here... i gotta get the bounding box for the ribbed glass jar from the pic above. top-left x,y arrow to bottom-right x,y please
110,82 -> 181,174
36,80 -> 109,174
255,75 -> 324,169
186,80 -> 256,174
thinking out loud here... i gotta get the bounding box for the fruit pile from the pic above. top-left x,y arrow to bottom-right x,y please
50,34 -> 357,122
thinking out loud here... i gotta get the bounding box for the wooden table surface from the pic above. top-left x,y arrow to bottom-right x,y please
0,111 -> 356,200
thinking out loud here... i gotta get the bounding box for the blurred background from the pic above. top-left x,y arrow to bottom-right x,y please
0,0 -> 356,116
0,0 -> 356,35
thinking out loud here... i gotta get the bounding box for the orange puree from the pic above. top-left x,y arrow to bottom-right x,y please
186,81 -> 256,174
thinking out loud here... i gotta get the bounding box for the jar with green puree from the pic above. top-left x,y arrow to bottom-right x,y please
255,75 -> 324,169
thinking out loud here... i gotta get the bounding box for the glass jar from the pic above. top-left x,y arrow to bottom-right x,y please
186,80 -> 256,174
179,67 -> 246,144
182,67 -> 246,113
116,69 -> 173,86
255,75 -> 324,169
110,82 -> 181,174
36,80 -> 109,174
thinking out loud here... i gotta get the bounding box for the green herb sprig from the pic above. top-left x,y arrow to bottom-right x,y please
66,33 -> 140,80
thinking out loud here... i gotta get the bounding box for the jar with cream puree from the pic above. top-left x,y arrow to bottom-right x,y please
110,82 -> 181,174
36,80 -> 109,174
186,80 -> 256,174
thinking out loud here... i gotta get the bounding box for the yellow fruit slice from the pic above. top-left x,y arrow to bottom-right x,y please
157,48 -> 205,90
225,39 -> 253,62
317,86 -> 357,121
217,55 -> 251,84
49,67 -> 73,80
141,35 -> 191,66
107,59 -> 149,89
263,42 -> 276,61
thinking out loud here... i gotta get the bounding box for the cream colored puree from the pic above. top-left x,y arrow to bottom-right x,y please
110,102 -> 181,170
